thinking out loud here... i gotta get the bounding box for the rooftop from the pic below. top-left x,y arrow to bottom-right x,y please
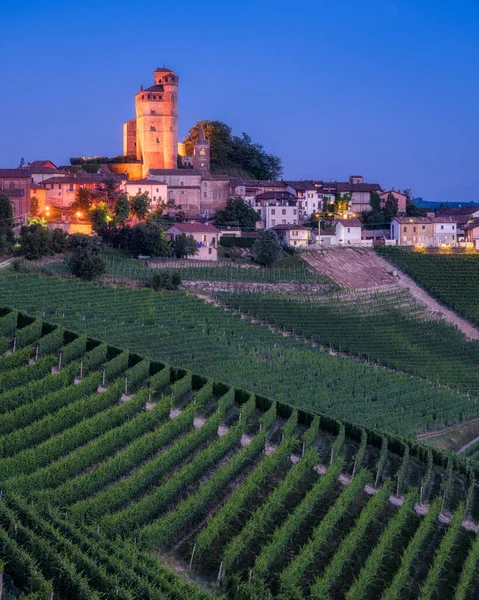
166,222 -> 220,234
393,216 -> 433,224
271,224 -> 311,231
0,168 -> 30,179
334,218 -> 363,227
255,191 -> 296,200
284,180 -> 316,191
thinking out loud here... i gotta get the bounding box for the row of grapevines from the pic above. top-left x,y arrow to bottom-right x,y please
221,447 -> 320,573
194,438 -> 297,559
0,345 -> 31,374
345,490 -> 418,600
148,364 -> 170,391
453,528 -> 479,600
381,497 -> 442,600
140,426 -> 272,550
101,418 -> 247,537
5,495 -> 133,599
104,349 -> 129,382
0,361 -> 84,439
0,526 -> 53,597
15,319 -> 43,349
35,395 -> 192,507
281,408 -> 298,439
61,334 -> 87,364
279,469 -> 371,595
0,500 -> 100,600
0,354 -> 57,395
418,503 -> 466,600
0,337 -> 8,354
253,458 -> 345,581
5,390 -> 168,491
311,481 -> 392,599
0,309 -> 17,337
69,408 -> 223,524
37,326 -> 64,357
0,359 -> 76,415
171,371 -> 192,398
302,415 -> 320,449
354,428 -> 368,471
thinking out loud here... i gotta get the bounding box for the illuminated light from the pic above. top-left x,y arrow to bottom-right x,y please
76,211 -> 83,218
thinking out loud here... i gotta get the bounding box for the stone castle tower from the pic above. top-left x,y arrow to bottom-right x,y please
123,67 -> 178,176
193,124 -> 210,171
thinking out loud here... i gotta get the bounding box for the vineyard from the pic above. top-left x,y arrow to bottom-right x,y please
376,248 -> 479,326
213,286 -> 479,397
0,274 -> 477,435
1,308 -> 479,599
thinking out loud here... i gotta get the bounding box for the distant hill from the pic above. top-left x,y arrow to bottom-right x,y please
414,197 -> 479,210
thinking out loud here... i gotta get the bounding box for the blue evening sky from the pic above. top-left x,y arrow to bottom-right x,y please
1,0 -> 478,202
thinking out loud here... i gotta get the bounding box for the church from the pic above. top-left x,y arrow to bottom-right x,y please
122,67 -> 230,218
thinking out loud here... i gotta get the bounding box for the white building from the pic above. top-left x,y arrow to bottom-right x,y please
253,191 -> 299,229
464,219 -> 479,250
284,181 -> 321,222
124,179 -> 168,210
165,222 -> 220,261
271,224 -> 311,247
432,216 -> 458,245
334,218 -> 363,245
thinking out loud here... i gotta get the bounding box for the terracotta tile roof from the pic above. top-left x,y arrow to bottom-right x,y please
42,174 -> 124,185
149,169 -> 203,176
255,191 -> 296,200
393,217 -> 432,224
229,179 -> 286,187
337,182 -> 382,193
464,218 -> 479,230
0,168 -> 30,178
436,205 -> 479,216
334,218 -> 363,227
271,224 -> 311,231
432,215 -> 459,223
125,179 -> 167,185
166,223 -> 220,234
142,85 -> 165,93
379,189 -> 407,198
284,180 -> 316,191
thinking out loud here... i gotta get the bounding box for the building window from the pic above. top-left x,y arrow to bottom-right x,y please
282,209 -> 286,215
203,192 -> 207,198
347,228 -> 350,233
403,227 -> 407,232
156,138 -> 160,143
440,225 -> 444,230
308,193 -> 313,198
452,225 -> 455,230
138,188 -> 141,193
180,181 -> 183,186
271,209 -> 275,215
293,231 -> 298,236
203,235 -> 207,242
69,184 -> 73,192
151,126 -> 156,131
153,196 -> 156,201
58,183 -> 62,189
282,219 -> 286,224
453,234 -> 455,240
413,227 -> 416,233
208,248 -> 212,255
293,209 -> 297,215
293,240 -> 297,246
422,225 -> 426,230
271,220 -> 276,225
147,94 -> 151,99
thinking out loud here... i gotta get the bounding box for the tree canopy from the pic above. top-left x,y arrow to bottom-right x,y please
183,120 -> 283,180
252,230 -> 283,267
0,193 -> 15,254
214,197 -> 260,229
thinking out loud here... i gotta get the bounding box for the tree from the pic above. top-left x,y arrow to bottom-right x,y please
130,192 -> 152,221
90,202 -> 111,232
128,223 -> 172,257
51,228 -> 68,253
0,193 -> 15,254
383,193 -> 399,219
334,194 -> 351,215
71,187 -> 92,214
19,223 -> 53,259
30,196 -> 39,217
252,230 -> 282,267
152,271 -> 182,291
92,178 -> 121,208
370,191 -> 381,213
173,233 -> 199,259
67,235 -> 106,281
214,197 -> 260,229
114,193 -> 131,226
183,120 -> 283,180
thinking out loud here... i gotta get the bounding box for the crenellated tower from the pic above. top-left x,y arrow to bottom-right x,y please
127,67 -> 179,176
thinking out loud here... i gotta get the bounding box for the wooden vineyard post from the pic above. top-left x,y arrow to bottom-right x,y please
189,543 -> 196,569
125,378 -> 128,396
12,337 -> 16,353
80,361 -> 83,380
102,368 -> 106,387
375,468 -> 380,488
0,566 -> 3,600
330,447 -> 334,465
50,592 -> 54,600
216,562 -> 223,585
58,352 -> 62,371
35,344 -> 39,361
420,486 -> 423,505
352,459 -> 357,480
302,442 -> 305,458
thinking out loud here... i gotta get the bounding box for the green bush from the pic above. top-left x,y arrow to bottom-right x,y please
151,271 -> 182,291
220,236 -> 256,248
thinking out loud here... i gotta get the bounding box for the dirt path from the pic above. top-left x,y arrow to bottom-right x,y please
302,249 -> 479,341
417,417 -> 479,441
456,435 -> 479,455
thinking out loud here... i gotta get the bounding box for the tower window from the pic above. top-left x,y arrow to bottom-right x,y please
153,95 -> 156,99
150,126 -> 156,131
151,109 -> 156,115
156,138 -> 160,143
147,94 -> 151,99
141,95 -> 144,99
170,126 -> 173,131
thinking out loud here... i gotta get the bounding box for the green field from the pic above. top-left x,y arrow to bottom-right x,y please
214,287 -> 479,397
0,273 -> 477,435
376,247 -> 479,326
1,308 -> 479,600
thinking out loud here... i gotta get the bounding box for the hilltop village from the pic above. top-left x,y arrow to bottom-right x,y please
2,66 -> 478,256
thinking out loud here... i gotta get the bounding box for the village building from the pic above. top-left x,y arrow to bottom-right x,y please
334,218 -> 364,245
26,160 -> 69,185
271,224 -> 311,247
228,179 -> 287,206
379,189 -> 407,214
391,217 -> 435,246
0,168 -> 30,225
123,179 -> 168,210
284,181 -> 321,221
253,191 -> 299,229
464,219 -> 479,250
313,176 -> 382,214
432,215 -> 458,245
435,205 -> 479,239
165,222 -> 220,260
41,172 -> 127,210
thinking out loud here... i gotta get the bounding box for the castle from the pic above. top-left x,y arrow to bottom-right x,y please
123,67 -> 210,177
